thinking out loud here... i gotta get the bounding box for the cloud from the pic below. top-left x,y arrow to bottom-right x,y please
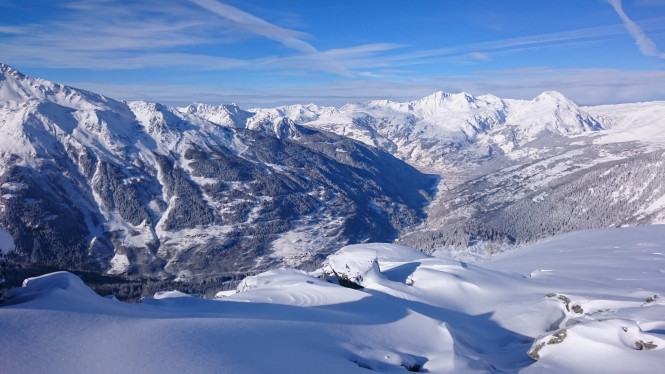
1,0 -> 648,78
0,1 -> 231,54
0,0 -> 364,76
469,52 -> 490,61
0,26 -> 27,35
606,0 -> 665,59
76,68 -> 665,108
188,0 -> 316,53
324,23 -> 627,71
187,0 -> 360,76
3,1 -> 665,108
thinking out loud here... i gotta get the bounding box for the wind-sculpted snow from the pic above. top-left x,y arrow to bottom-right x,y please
2,226 -> 664,373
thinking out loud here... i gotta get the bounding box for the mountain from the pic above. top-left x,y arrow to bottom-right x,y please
3,225 -> 665,373
583,101 -> 665,145
0,64 -> 436,284
179,87 -> 665,258
288,90 -> 602,171
2,63 -> 665,287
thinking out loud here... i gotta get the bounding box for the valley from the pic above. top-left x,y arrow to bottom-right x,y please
1,63 -> 664,295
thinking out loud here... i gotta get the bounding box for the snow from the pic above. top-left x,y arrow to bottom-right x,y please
0,226 -> 15,254
153,290 -> 192,299
584,101 -> 665,146
108,253 -> 130,275
635,192 -> 665,223
2,225 -> 664,373
3,64 -> 665,372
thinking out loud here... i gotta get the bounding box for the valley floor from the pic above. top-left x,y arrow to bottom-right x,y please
1,225 -> 664,373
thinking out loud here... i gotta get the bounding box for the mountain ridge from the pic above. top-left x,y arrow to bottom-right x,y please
0,64 -> 436,283
2,63 -> 665,287
179,86 -> 608,172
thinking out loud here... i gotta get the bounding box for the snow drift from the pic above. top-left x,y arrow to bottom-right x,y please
2,226 -> 664,373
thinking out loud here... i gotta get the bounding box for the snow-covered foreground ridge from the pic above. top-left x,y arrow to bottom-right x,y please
2,226 -> 664,373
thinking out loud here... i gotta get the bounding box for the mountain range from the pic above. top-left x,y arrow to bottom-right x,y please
0,63 -> 435,285
1,63 -> 664,290
178,82 -> 665,258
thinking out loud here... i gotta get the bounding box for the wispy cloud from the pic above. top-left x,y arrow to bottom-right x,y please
187,0 -> 359,75
0,0 -> 364,75
2,0 -> 658,76
349,23 -> 628,69
76,68 -> 665,108
606,0 -> 665,59
3,0 -> 665,107
188,0 -> 315,53
468,52 -> 490,62
1,1 -> 231,61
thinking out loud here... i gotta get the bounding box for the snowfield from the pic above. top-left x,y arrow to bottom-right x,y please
2,225 -> 664,373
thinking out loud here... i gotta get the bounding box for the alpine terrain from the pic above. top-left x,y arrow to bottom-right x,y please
1,63 -> 665,291
1,64 -> 665,373
185,88 -> 665,259
2,226 -> 664,373
0,63 -> 435,289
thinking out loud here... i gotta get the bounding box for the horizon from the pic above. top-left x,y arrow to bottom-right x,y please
7,61 -> 654,110
2,1 -> 665,107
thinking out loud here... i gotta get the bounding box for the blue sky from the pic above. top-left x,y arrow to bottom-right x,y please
1,0 -> 665,107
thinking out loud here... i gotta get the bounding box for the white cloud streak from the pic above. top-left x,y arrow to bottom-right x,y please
188,0 -> 315,53
2,0 -> 638,75
2,0 -> 658,77
0,0 -> 362,75
3,1 -> 665,107
187,0 -> 355,76
77,68 -> 665,108
606,0 -> 665,59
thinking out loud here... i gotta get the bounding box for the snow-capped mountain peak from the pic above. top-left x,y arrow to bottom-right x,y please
504,91 -> 603,138
0,63 -> 119,112
417,90 -> 474,104
534,90 -> 569,102
178,102 -> 252,128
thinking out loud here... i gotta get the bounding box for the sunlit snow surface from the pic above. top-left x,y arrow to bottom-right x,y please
2,226 -> 665,373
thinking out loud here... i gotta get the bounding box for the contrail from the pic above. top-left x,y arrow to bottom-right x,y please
188,0 -> 353,75
606,0 -> 665,59
189,0 -> 317,53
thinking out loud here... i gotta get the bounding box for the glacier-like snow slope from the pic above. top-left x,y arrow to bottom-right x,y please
1,226 -> 664,373
584,101 -> 665,147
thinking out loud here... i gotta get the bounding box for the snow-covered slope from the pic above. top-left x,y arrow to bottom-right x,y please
0,63 -> 435,283
584,101 -> 665,146
2,226 -> 664,373
262,90 -> 603,171
3,62 -> 665,288
177,90 -> 606,172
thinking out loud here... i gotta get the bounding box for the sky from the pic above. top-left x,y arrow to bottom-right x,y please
1,0 -> 665,108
